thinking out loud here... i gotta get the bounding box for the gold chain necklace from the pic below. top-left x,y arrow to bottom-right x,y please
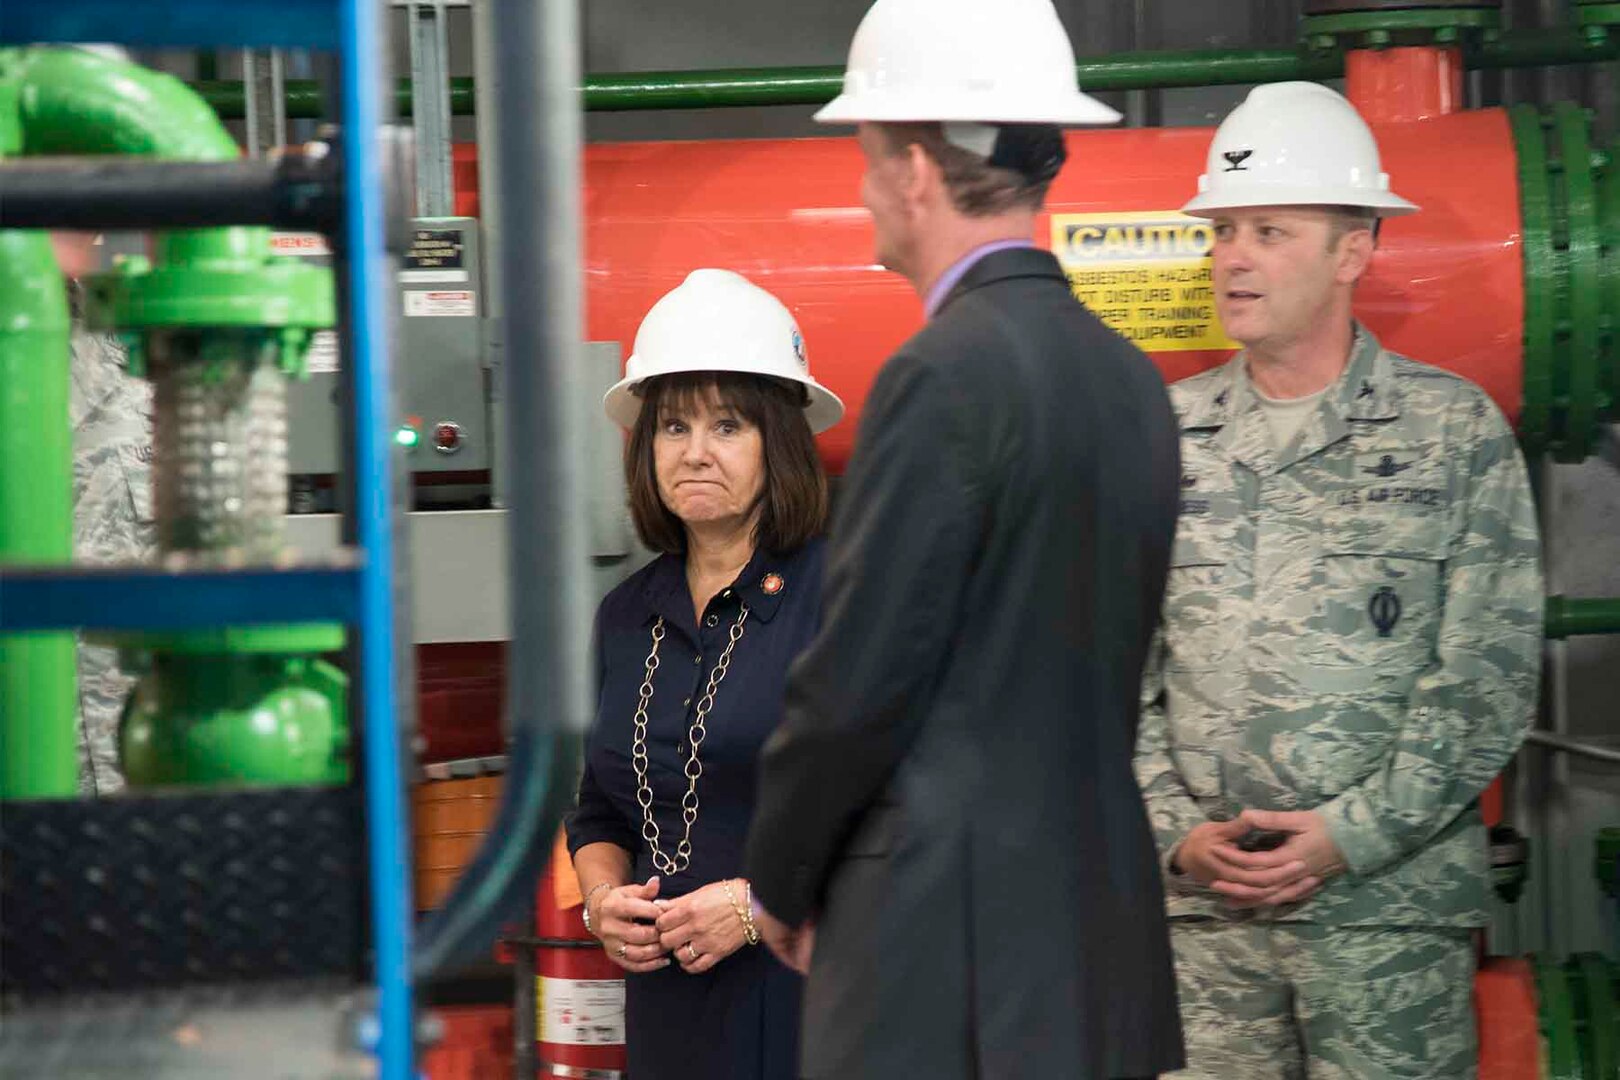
631,607 -> 749,876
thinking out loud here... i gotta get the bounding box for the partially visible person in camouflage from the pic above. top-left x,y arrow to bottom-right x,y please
1135,82 -> 1543,1079
56,230 -> 154,795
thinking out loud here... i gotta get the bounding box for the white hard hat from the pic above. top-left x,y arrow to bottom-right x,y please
814,0 -> 1121,126
1181,82 -> 1418,218
604,269 -> 845,433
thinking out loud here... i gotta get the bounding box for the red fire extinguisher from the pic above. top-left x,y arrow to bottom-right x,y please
535,848 -> 629,1078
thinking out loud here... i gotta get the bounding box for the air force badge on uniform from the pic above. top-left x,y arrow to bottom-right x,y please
1368,585 -> 1403,637
1361,453 -> 1413,479
1178,472 -> 1212,516
1342,451 -> 1443,510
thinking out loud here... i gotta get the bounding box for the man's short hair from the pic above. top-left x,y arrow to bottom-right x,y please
876,122 -> 1059,218
1327,205 -> 1379,248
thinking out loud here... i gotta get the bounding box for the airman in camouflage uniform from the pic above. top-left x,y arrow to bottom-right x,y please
1136,83 -> 1542,1079
69,298 -> 154,795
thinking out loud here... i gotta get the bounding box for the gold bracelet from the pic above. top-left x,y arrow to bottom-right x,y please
581,882 -> 613,937
723,879 -> 760,946
741,880 -> 761,946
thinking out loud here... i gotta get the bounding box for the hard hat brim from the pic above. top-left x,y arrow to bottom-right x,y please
1181,186 -> 1420,218
813,89 -> 1122,127
603,372 -> 847,434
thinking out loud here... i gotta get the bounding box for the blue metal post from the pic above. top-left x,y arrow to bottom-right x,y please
338,0 -> 413,1075
0,1 -> 339,48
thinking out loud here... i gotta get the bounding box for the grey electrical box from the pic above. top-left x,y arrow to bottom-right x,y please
284,216 -> 490,476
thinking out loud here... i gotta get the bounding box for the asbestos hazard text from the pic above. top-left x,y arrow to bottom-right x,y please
1050,213 -> 1237,354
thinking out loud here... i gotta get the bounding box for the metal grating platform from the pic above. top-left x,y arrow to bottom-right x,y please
1,787 -> 365,995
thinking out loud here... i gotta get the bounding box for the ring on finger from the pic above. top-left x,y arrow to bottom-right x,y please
684,943 -> 699,963
616,943 -> 628,959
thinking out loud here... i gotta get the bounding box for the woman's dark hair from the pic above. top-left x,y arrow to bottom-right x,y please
625,370 -> 828,555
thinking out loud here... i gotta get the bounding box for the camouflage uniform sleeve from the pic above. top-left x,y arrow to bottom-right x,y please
1134,627 -> 1207,876
70,327 -> 152,796
1321,393 -> 1543,877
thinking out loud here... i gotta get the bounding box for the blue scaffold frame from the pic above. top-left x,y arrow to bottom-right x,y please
0,2 -> 415,1074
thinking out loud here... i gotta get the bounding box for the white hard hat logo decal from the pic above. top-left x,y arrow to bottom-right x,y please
1222,149 -> 1254,173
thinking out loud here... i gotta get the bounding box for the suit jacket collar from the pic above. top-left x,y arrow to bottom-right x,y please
934,246 -> 1070,318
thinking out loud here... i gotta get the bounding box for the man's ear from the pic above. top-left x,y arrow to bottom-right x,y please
903,141 -> 944,214
1336,228 -> 1376,286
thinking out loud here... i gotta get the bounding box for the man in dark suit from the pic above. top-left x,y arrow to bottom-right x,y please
742,1 -> 1186,1077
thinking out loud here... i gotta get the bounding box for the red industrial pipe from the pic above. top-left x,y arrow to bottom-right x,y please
458,109 -> 1520,473
1345,45 -> 1466,122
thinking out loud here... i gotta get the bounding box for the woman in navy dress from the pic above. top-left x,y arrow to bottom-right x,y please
566,269 -> 844,1080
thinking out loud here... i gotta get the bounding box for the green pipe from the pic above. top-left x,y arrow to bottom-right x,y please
1546,596 -> 1620,639
1077,49 -> 1345,92
1,48 -> 341,794
1512,101 -> 1620,462
13,48 -> 260,269
583,66 -> 838,111
192,78 -> 341,121
190,52 -> 1329,120
121,654 -> 348,788
192,54 -> 1331,120
0,47 -> 264,798
1536,954 -> 1620,1079
0,228 -> 79,799
0,56 -> 76,797
1474,26 -> 1620,68
186,30 -> 1620,120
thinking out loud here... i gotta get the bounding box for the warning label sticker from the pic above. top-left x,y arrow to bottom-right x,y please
1050,212 -> 1236,353
401,228 -> 470,283
403,289 -> 476,318
537,976 -> 625,1047
405,228 -> 465,271
270,232 -> 330,257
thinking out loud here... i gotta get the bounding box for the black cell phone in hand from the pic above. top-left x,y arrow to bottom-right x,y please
1236,828 -> 1289,853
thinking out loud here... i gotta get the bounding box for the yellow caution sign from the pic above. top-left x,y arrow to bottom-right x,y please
1050,212 -> 1236,353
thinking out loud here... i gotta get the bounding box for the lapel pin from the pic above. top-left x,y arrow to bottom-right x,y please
761,573 -> 784,596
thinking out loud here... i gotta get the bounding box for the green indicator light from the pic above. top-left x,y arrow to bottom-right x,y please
395,426 -> 419,448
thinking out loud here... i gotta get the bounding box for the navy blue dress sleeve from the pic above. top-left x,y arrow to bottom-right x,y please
566,606 -> 637,857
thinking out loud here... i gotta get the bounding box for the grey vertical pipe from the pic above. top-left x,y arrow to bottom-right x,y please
1602,425 -> 1620,473
1123,0 -> 1160,129
411,0 -> 589,976
241,49 -> 261,154
284,50 -> 319,146
512,896 -> 538,1079
243,49 -> 287,156
496,0 -> 588,709
408,0 -> 455,217
1535,0 -> 1582,103
1537,458 -> 1570,958
471,0 -> 509,510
